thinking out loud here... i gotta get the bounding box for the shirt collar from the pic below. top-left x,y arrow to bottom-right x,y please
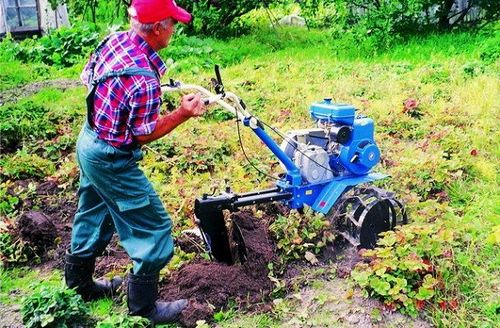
128,30 -> 167,77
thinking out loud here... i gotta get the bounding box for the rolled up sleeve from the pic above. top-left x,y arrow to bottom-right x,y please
128,78 -> 161,136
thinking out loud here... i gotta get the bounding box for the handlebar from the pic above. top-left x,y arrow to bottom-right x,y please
161,82 -> 252,121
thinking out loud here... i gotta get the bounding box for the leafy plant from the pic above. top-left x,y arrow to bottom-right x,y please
0,183 -> 20,216
15,24 -> 100,67
0,150 -> 56,180
269,210 -> 334,271
176,0 -> 265,36
96,314 -> 150,328
0,231 -> 38,267
21,285 -> 90,328
0,101 -> 59,152
213,301 -> 237,323
351,223 -> 458,316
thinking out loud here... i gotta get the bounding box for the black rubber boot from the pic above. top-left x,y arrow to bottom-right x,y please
128,272 -> 187,325
64,252 -> 123,301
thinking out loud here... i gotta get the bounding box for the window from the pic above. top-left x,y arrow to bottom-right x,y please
5,0 -> 39,31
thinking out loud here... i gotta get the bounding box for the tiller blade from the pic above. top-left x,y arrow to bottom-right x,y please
194,200 -> 249,265
194,188 -> 292,264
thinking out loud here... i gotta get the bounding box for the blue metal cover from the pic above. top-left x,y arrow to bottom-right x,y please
310,98 -> 355,125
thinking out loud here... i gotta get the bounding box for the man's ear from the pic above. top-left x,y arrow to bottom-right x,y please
152,22 -> 162,36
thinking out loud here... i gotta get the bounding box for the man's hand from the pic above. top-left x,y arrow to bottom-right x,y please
135,93 -> 206,145
179,93 -> 206,117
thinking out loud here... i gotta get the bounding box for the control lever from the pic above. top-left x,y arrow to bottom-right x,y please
212,64 -> 225,95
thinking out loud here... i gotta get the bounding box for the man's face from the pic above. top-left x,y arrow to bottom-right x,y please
155,19 -> 176,50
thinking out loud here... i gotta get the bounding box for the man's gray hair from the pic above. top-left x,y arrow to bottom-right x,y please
130,17 -> 172,34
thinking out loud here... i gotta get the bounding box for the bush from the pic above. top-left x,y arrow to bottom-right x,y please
177,0 -> 265,36
0,101 -> 58,151
15,24 -> 100,67
21,285 -> 90,328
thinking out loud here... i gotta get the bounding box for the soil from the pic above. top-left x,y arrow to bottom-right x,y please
17,211 -> 57,258
160,211 -> 275,327
0,79 -> 81,106
7,178 -> 130,276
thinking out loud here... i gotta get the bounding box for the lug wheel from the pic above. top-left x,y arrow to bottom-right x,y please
328,186 -> 407,249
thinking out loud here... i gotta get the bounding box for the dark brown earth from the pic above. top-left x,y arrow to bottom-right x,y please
160,211 -> 275,327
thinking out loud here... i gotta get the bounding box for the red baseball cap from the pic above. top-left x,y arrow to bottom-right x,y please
128,0 -> 192,24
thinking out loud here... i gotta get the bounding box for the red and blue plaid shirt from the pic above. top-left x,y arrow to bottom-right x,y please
81,30 -> 167,147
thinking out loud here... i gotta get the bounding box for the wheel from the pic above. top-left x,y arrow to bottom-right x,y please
328,186 -> 407,248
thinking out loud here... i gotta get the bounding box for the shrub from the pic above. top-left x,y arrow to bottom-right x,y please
21,285 -> 90,328
177,0 -> 265,36
16,24 -> 100,67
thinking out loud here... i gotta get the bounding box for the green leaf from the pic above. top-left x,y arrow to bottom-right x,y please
369,277 -> 391,296
416,287 -> 435,300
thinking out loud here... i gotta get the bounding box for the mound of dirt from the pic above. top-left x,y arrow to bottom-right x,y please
160,211 -> 275,327
17,211 -> 57,256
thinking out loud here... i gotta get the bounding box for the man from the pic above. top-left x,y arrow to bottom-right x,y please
64,0 -> 205,324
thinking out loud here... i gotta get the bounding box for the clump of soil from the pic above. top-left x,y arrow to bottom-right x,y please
160,211 -> 275,327
17,211 -> 57,257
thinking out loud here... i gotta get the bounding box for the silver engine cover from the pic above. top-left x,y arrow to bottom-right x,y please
294,144 -> 333,183
279,129 -> 334,183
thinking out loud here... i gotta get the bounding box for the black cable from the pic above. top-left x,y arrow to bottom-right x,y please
235,115 -> 284,182
259,120 -> 337,175
232,98 -> 338,182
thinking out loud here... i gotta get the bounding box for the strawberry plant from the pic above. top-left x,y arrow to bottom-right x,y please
96,314 -> 150,328
269,209 -> 334,271
21,285 -> 90,328
0,150 -> 55,180
0,231 -> 38,267
351,223 -> 459,316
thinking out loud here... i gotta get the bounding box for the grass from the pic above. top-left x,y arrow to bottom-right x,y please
0,24 -> 499,327
0,268 -> 62,304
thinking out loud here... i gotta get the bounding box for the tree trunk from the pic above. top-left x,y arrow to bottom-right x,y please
437,0 -> 456,30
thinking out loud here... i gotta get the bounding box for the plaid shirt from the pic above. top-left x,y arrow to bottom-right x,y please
81,30 -> 167,147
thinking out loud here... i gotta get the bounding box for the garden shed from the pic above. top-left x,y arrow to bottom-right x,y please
0,0 -> 69,37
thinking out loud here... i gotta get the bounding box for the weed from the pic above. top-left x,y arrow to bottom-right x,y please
0,230 -> 38,267
351,222 -> 461,317
0,150 -> 55,180
0,101 -> 58,151
0,182 -> 20,216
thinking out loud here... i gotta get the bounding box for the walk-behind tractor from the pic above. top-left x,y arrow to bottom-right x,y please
162,66 -> 407,265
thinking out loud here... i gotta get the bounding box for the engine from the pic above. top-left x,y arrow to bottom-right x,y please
279,99 -> 381,183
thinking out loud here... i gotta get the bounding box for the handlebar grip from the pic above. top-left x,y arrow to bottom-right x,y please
202,95 -> 221,105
